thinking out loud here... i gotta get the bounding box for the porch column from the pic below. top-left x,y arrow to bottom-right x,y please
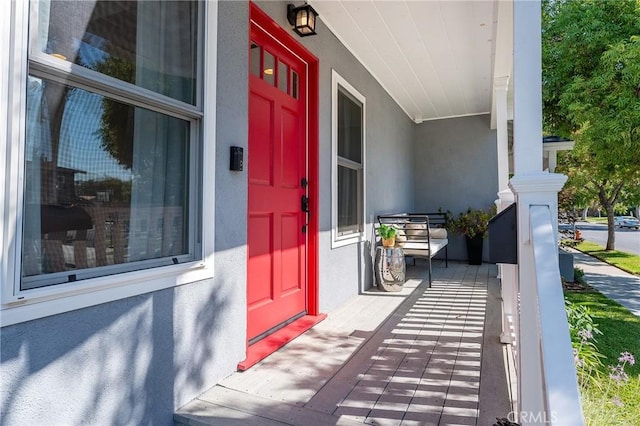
495,76 -> 510,190
511,0 -> 578,424
512,0 -> 542,175
494,75 -> 517,345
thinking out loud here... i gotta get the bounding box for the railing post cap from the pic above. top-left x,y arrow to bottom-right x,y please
509,172 -> 567,194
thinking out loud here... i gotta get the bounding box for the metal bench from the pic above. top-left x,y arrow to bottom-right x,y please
377,213 -> 449,286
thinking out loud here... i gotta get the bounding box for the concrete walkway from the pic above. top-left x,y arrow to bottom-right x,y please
570,249 -> 640,317
175,262 -> 512,425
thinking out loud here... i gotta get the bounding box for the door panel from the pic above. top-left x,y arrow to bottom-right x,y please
247,213 -> 273,306
248,94 -> 274,186
247,23 -> 307,342
281,107 -> 301,188
280,213 -> 302,293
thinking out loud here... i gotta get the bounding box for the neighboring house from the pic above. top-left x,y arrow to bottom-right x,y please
0,1 -> 581,425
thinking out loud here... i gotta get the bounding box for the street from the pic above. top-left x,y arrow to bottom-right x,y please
572,221 -> 640,255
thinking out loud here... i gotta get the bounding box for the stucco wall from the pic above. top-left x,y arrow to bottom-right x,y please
0,2 -> 248,425
254,2 -> 415,311
413,114 -> 498,261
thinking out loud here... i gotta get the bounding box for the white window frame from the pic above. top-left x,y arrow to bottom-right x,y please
0,0 -> 218,327
331,70 -> 366,249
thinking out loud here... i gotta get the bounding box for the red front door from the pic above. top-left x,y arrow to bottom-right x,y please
247,21 -> 308,342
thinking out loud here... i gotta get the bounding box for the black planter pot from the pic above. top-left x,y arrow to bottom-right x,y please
465,235 -> 484,265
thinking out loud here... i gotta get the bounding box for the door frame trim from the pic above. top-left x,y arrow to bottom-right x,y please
243,3 -> 320,367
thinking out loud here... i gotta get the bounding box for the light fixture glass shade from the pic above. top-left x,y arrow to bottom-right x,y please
287,4 -> 318,37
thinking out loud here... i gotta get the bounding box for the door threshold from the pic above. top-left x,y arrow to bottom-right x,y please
238,313 -> 327,371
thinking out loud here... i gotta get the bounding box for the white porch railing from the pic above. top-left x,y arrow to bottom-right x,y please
522,205 -> 584,425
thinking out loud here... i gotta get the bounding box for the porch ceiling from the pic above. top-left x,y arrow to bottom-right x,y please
311,0 -> 512,124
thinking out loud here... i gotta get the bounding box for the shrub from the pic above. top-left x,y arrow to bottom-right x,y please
445,207 -> 494,239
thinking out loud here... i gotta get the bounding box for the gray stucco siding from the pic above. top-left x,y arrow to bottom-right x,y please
1,278 -> 245,425
1,2 -> 249,425
413,114 -> 498,261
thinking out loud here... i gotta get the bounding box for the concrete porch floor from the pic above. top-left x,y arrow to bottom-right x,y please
175,261 -> 513,426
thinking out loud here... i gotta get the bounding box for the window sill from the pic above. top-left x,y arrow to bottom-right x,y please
0,260 -> 214,327
331,233 -> 364,249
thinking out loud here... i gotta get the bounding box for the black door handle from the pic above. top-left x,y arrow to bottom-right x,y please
301,195 -> 311,233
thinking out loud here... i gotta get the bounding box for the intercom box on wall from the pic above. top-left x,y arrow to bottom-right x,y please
230,146 -> 243,171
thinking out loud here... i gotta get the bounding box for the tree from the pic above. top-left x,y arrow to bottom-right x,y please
556,151 -> 598,220
542,0 -> 640,250
95,53 -> 136,170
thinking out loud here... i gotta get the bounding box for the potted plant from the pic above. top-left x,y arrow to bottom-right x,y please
377,224 -> 397,247
447,207 -> 493,265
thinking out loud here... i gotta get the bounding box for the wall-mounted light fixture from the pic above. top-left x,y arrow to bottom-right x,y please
287,3 -> 319,37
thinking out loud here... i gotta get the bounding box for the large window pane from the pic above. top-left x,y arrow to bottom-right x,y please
31,1 -> 198,104
337,89 -> 362,163
22,76 -> 190,288
337,165 -> 361,234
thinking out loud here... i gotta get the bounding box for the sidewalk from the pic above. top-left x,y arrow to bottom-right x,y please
569,249 -> 640,317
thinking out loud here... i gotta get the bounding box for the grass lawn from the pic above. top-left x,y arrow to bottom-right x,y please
565,290 -> 640,425
585,216 -> 609,224
575,241 -> 640,275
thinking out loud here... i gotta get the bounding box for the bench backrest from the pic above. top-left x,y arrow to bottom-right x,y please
377,214 -> 430,243
378,213 -> 447,242
419,212 -> 447,229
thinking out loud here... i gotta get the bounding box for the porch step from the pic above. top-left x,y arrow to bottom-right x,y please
174,386 -> 362,426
